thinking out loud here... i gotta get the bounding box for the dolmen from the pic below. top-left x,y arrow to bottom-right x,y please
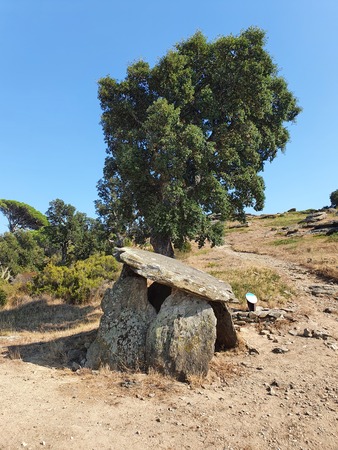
86,247 -> 238,381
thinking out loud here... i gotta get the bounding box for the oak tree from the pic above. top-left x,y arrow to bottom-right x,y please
330,189 -> 338,208
44,199 -> 105,264
96,28 -> 301,256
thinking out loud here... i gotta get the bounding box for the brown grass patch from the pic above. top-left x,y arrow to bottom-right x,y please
227,211 -> 338,282
208,266 -> 293,308
0,295 -> 102,334
208,355 -> 246,384
67,366 -> 183,402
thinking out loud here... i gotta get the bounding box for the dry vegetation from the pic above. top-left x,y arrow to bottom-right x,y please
225,209 -> 338,282
1,209 -> 337,357
0,209 -> 337,449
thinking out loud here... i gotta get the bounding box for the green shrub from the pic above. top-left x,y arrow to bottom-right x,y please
0,288 -> 7,307
327,232 -> 338,242
0,230 -> 46,277
330,189 -> 338,208
0,279 -> 16,307
30,254 -> 120,304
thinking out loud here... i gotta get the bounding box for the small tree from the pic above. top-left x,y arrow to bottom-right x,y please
44,199 -> 105,264
0,199 -> 49,233
330,189 -> 338,208
44,199 -> 76,264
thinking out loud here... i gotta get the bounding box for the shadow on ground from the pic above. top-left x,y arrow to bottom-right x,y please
0,297 -> 101,332
0,297 -> 101,369
5,329 -> 98,369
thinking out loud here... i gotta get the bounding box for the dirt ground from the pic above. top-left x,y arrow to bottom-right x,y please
0,241 -> 337,449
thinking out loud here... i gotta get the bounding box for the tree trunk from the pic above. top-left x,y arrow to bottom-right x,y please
150,235 -> 175,258
61,242 -> 69,265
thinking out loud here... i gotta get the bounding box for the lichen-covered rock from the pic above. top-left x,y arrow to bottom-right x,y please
86,266 -> 156,370
87,248 -> 238,379
114,246 -> 238,349
146,291 -> 217,380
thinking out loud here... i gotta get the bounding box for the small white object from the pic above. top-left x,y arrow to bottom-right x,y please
245,292 -> 258,304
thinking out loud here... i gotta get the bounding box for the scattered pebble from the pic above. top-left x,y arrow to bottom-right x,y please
325,342 -> 338,351
272,347 -> 289,354
288,329 -> 298,336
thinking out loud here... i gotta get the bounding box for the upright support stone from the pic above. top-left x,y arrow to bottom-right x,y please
86,265 -> 156,370
210,302 -> 238,350
146,291 -> 217,380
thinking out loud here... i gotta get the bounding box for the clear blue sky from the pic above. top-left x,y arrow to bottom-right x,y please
1,0 -> 337,232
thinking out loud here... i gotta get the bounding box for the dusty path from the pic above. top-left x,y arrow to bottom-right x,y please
0,245 -> 337,450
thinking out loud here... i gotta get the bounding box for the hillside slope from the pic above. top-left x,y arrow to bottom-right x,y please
0,211 -> 337,450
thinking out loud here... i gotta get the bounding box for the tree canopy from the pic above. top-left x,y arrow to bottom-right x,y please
0,199 -> 49,233
96,28 -> 301,256
44,199 -> 105,264
330,189 -> 338,208
0,230 -> 45,277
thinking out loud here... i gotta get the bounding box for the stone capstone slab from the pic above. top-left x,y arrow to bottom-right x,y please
114,247 -> 238,304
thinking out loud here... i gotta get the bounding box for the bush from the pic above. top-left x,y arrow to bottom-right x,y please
30,254 -> 120,304
0,279 -> 16,307
0,288 -> 7,307
330,189 -> 338,208
0,230 -> 46,277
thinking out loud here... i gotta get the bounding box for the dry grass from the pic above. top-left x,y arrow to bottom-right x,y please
208,352 -> 246,384
265,234 -> 338,281
0,295 -> 102,369
227,210 -> 338,282
0,295 -> 102,334
69,366 -> 183,401
256,211 -> 308,227
1,211 -> 336,388
208,266 -> 293,307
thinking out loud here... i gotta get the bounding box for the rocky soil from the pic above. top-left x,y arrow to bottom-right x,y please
0,243 -> 337,449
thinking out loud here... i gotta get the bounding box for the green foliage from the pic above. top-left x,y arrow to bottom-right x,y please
330,189 -> 338,207
44,199 -> 106,265
179,241 -> 192,253
0,287 -> 7,307
0,279 -> 16,307
0,230 -> 46,276
30,254 -> 120,304
0,199 -> 48,232
271,237 -> 302,247
326,232 -> 338,242
96,27 -> 301,255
